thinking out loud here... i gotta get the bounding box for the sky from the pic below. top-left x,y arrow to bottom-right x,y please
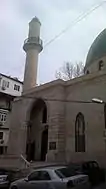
0,0 -> 106,84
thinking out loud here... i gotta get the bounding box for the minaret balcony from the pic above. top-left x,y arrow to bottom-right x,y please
23,37 -> 43,52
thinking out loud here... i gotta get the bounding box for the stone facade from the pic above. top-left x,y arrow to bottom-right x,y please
4,70 -> 106,167
65,71 -> 106,166
8,80 -> 66,163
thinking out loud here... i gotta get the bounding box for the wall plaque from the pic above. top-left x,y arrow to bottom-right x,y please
49,142 -> 56,150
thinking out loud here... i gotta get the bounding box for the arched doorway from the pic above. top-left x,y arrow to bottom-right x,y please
26,99 -> 48,161
75,112 -> 85,152
41,126 -> 48,161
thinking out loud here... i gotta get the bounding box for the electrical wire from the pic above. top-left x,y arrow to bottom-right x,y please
44,1 -> 106,48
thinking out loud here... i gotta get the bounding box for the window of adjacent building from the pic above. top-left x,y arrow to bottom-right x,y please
7,81 -> 9,88
0,111 -> 7,124
14,84 -> 20,91
0,146 -> 7,155
0,147 -> 3,155
75,112 -> 85,152
0,132 -> 3,140
2,80 -> 9,89
99,60 -> 104,71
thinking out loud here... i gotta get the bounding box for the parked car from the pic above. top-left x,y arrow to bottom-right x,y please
81,161 -> 105,185
0,169 -> 10,188
68,161 -> 105,186
10,166 -> 90,189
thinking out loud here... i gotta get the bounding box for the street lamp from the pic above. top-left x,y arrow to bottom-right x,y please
92,98 -> 106,136
92,98 -> 104,104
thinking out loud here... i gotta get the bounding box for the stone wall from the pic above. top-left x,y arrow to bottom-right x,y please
1,72 -> 106,167
65,71 -> 106,165
6,81 -> 66,166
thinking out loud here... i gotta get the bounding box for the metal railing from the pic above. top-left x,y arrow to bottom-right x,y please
20,154 -> 30,168
24,37 -> 43,47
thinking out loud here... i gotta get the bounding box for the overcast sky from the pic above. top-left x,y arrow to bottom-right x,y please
0,0 -> 106,84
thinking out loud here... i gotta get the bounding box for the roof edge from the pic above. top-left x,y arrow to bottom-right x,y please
66,70 -> 106,86
0,73 -> 23,84
22,79 -> 65,96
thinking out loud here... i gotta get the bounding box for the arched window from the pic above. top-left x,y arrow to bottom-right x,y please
86,70 -> 90,74
99,60 -> 104,71
75,113 -> 85,152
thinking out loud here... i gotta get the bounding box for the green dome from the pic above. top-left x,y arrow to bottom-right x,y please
85,29 -> 106,70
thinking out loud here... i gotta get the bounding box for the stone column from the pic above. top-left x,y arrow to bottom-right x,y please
47,101 -> 65,162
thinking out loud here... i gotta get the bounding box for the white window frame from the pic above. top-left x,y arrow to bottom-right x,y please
2,80 -> 9,88
0,109 -> 8,125
14,84 -> 20,91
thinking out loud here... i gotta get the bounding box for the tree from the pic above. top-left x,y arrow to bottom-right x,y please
55,61 -> 84,81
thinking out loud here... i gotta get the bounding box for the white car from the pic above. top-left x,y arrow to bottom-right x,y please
0,174 -> 9,188
10,166 -> 91,189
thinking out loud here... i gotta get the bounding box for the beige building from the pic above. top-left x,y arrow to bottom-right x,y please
0,17 -> 106,168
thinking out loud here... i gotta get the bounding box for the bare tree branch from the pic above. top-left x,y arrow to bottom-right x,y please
55,61 -> 84,81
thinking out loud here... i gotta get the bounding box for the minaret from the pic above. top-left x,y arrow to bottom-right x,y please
23,16 -> 43,92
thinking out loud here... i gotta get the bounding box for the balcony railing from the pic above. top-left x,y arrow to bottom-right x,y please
20,154 -> 30,168
24,37 -> 43,47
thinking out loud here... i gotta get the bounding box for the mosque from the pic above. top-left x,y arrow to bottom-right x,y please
1,16 -> 106,167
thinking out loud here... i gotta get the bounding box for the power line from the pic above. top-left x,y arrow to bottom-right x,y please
44,1 -> 106,48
